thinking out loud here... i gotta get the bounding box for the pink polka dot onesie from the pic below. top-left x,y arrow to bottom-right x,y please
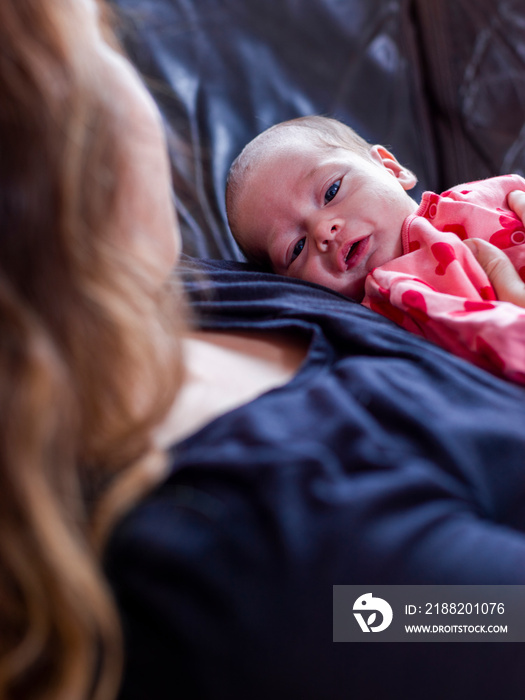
363,174 -> 525,385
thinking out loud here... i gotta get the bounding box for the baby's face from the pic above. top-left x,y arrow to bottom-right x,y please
234,137 -> 418,300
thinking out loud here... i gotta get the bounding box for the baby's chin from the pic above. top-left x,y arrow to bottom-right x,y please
344,278 -> 366,303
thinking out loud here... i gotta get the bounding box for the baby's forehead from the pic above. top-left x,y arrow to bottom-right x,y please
260,127 -> 325,156
246,130 -> 327,177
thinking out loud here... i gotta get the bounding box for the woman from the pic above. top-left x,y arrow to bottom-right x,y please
4,1 -> 525,699
0,1 -> 183,698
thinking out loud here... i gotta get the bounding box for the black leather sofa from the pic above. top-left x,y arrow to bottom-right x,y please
113,0 -> 525,260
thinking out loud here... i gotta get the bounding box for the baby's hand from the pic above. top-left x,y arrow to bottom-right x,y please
464,238 -> 525,308
508,189 -> 525,222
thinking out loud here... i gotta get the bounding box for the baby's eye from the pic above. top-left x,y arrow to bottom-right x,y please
324,180 -> 341,204
290,238 -> 305,263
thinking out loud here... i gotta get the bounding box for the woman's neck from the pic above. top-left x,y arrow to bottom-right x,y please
154,328 -> 308,446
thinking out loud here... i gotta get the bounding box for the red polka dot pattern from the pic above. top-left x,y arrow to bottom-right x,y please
362,176 -> 525,385
402,290 -> 429,325
443,223 -> 468,240
431,242 -> 456,276
464,300 -> 495,312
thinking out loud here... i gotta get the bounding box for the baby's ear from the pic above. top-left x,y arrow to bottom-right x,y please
369,145 -> 417,191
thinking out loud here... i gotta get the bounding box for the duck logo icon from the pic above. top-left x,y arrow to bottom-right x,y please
353,593 -> 393,632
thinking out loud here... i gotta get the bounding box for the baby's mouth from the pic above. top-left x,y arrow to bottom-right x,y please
345,240 -> 360,264
342,236 -> 368,270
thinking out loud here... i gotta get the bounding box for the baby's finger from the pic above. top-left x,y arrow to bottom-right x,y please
508,190 -> 525,222
464,238 -> 525,308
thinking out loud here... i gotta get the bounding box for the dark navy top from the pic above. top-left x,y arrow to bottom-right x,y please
106,257 -> 525,700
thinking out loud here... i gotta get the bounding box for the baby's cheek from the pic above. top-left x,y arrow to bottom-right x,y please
290,258 -> 321,285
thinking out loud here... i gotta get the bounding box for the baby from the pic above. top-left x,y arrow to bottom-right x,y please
226,116 -> 525,384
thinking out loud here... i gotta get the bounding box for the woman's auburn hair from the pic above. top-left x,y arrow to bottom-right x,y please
0,1 -> 184,698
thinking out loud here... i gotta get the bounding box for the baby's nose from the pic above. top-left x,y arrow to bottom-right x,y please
312,219 -> 340,252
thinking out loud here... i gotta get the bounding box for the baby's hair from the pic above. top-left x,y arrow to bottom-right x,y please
225,116 -> 372,267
